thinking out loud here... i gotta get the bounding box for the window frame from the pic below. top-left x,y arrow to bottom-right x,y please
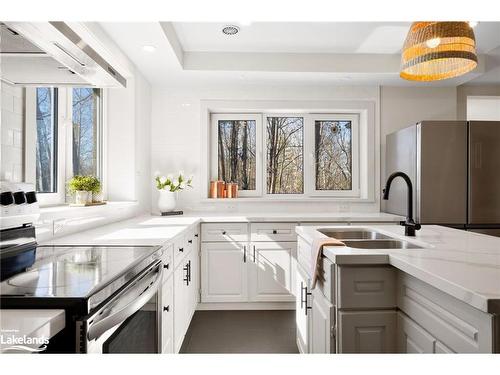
306,113 -> 360,198
25,87 -> 104,207
210,113 -> 263,197
209,111 -> 361,200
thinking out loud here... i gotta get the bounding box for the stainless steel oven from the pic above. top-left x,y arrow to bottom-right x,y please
76,260 -> 163,353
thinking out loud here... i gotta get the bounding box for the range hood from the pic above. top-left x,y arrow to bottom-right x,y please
0,22 -> 127,88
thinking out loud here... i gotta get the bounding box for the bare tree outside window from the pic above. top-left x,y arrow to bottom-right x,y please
72,88 -> 100,177
266,117 -> 304,194
35,88 -> 57,193
315,120 -> 352,190
217,120 -> 256,190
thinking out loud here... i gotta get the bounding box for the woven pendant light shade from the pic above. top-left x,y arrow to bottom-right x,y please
400,22 -> 478,81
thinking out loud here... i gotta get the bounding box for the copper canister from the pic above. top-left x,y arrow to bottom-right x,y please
217,181 -> 226,198
209,181 -> 218,198
231,183 -> 238,198
226,183 -> 234,198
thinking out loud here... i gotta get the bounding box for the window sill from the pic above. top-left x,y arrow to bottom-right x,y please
200,197 -> 375,203
39,201 -> 138,214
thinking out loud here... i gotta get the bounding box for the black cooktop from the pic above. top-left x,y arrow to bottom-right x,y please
0,245 -> 162,312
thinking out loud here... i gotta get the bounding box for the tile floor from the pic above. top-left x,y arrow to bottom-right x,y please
180,310 -> 299,354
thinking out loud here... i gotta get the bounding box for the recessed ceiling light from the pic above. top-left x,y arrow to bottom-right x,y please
468,21 -> 479,28
142,45 -> 156,52
222,25 -> 240,36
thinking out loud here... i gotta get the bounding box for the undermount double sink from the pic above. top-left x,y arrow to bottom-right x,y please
318,228 -> 423,249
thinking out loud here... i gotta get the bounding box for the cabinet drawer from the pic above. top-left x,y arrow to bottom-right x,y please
161,244 -> 174,280
316,256 -> 335,305
173,235 -> 188,268
201,223 -> 248,242
397,273 -> 493,353
250,222 -> 298,242
337,266 -> 396,309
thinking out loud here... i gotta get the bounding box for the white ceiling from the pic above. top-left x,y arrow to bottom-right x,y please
99,22 -> 500,88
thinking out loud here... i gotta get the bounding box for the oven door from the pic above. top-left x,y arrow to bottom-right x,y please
76,260 -> 163,353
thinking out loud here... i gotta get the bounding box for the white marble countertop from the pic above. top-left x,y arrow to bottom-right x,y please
296,224 -> 500,314
0,309 -> 65,353
41,212 -> 402,247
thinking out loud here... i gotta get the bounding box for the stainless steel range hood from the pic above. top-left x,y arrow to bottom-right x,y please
0,22 -> 127,88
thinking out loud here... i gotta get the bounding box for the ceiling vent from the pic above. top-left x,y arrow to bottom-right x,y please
222,25 -> 240,35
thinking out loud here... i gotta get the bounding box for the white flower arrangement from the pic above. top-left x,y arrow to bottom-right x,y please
155,171 -> 193,192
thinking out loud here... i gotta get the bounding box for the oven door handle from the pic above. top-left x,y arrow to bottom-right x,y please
87,263 -> 163,341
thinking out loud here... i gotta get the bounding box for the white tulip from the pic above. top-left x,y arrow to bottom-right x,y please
172,179 -> 179,187
167,174 -> 173,180
178,170 -> 184,177
159,176 -> 167,184
180,182 -> 186,189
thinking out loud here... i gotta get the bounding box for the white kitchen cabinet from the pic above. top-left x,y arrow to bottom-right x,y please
397,311 -> 435,353
248,242 -> 296,302
201,242 -> 248,303
187,245 -> 199,314
337,310 -> 397,353
295,264 -> 311,354
161,274 -> 174,354
310,287 -> 335,353
173,257 -> 190,353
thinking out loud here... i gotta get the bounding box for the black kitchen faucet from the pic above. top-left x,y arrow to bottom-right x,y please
383,171 -> 421,236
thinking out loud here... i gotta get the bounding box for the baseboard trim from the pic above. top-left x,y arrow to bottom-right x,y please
196,302 -> 295,310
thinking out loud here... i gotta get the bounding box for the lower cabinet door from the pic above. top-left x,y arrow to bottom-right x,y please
310,287 -> 335,353
248,242 -> 296,302
295,265 -> 311,354
173,260 -> 189,353
397,311 -> 435,353
161,275 -> 174,353
188,246 -> 199,314
338,310 -> 397,353
201,242 -> 248,302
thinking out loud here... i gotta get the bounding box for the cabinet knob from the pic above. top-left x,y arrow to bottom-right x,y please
272,229 -> 278,234
163,305 -> 170,312
163,263 -> 169,270
222,231 -> 226,235
179,247 -> 184,252
188,239 -> 193,244
194,234 -> 199,238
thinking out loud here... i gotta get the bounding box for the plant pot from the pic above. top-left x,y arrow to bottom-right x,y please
158,190 -> 177,212
75,191 -> 88,205
86,191 -> 93,204
92,192 -> 104,203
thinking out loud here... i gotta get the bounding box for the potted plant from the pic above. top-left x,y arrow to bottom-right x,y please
68,176 -> 102,204
87,176 -> 103,203
68,175 -> 90,204
154,171 -> 193,212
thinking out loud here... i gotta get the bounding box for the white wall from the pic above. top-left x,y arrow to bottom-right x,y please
151,85 -> 381,214
151,84 -> 462,214
379,86 -> 458,200
467,96 -> 500,120
106,68 -> 152,213
0,82 -> 24,182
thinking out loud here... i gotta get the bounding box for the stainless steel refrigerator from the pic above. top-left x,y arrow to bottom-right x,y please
384,121 -> 500,237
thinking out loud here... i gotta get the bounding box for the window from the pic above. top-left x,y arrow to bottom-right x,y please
315,119 -> 352,190
210,112 -> 360,199
72,88 -> 102,178
26,87 -> 104,206
35,87 -> 58,193
266,116 -> 304,194
211,114 -> 262,196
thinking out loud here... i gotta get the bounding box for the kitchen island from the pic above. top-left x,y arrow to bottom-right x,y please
295,224 -> 500,353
